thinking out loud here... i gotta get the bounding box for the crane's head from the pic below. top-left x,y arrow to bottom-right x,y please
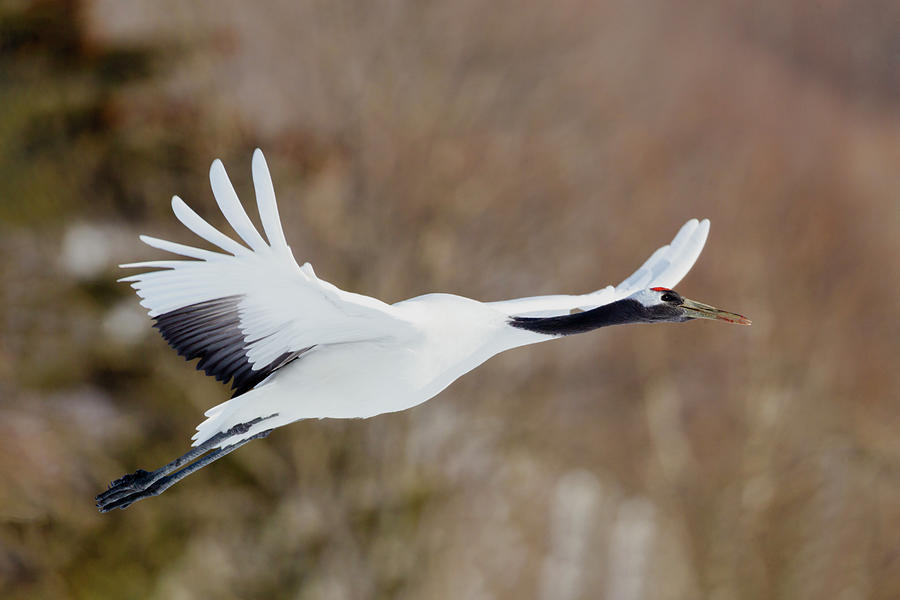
632,287 -> 751,325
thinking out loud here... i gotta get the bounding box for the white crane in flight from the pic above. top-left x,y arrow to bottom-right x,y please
97,150 -> 750,512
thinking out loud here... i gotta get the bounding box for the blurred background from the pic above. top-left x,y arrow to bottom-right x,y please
1,0 -> 899,598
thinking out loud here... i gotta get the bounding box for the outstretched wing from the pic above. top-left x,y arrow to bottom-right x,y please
121,149 -> 414,397
488,219 -> 710,317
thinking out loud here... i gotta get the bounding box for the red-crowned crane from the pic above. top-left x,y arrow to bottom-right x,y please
97,150 -> 750,512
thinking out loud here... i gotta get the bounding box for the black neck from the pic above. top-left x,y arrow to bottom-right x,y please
509,299 -> 651,336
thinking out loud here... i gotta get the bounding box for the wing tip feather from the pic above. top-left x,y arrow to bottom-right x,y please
208,158 -> 228,192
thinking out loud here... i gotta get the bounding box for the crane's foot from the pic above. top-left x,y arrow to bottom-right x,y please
95,426 -> 273,512
96,475 -> 173,512
96,469 -> 159,507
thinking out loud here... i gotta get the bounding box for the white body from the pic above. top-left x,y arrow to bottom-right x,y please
195,294 -> 532,444
121,150 -> 711,448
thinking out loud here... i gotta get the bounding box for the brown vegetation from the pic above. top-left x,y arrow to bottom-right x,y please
1,0 -> 899,598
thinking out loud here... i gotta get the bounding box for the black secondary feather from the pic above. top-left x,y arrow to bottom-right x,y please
153,296 -> 310,397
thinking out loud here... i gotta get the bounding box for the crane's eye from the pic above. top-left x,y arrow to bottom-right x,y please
661,292 -> 679,303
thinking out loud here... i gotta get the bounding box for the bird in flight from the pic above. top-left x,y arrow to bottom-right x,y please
96,149 -> 750,512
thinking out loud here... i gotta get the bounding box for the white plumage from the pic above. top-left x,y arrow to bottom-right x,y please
98,149 -> 748,511
487,218 -> 709,317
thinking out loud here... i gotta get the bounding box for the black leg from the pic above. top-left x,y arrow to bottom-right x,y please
96,416 -> 275,512
96,429 -> 272,512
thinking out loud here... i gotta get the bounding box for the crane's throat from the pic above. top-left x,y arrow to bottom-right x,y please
508,299 -> 651,336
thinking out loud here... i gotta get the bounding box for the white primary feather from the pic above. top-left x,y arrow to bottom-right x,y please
251,149 -> 289,250
209,158 -> 269,252
487,218 -> 709,317
170,195 -> 250,257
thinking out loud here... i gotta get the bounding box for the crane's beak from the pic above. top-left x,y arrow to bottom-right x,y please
680,298 -> 751,325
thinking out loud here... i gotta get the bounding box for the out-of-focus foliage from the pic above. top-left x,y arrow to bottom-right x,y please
1,0 -> 899,598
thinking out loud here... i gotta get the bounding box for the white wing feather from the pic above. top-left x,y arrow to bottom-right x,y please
251,149 -> 289,250
121,150 -> 414,395
209,158 -> 269,252
489,219 -> 710,317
